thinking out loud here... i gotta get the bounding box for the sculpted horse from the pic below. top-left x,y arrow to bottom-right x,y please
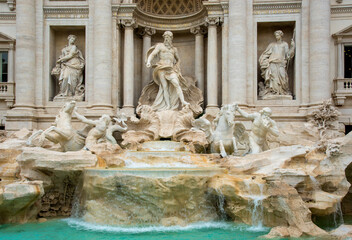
27,101 -> 87,151
192,104 -> 242,157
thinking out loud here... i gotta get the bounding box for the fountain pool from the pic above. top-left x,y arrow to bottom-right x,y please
0,219 -> 272,240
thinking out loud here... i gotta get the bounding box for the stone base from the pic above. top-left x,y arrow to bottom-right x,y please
5,108 -> 37,131
53,95 -> 84,102
262,94 -> 293,100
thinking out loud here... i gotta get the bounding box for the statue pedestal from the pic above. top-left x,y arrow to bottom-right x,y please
53,95 -> 84,102
262,94 -> 293,100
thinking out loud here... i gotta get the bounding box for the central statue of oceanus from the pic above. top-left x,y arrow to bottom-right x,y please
137,31 -> 203,116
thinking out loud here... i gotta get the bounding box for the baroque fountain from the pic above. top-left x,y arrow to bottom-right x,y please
1,31 -> 352,239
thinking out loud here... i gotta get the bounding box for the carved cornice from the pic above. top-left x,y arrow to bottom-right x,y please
43,7 -> 89,19
253,2 -> 301,15
203,1 -> 223,15
220,1 -> 229,15
331,5 -> 352,14
0,13 -> 15,20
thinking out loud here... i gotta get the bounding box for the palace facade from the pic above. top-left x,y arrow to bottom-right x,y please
0,0 -> 350,132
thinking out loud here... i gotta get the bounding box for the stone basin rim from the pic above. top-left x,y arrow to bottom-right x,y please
84,167 -> 225,171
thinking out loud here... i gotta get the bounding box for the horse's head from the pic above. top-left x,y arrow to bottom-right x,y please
217,104 -> 235,126
63,101 -> 76,114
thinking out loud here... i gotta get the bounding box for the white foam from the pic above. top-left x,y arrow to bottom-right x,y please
63,219 -> 264,234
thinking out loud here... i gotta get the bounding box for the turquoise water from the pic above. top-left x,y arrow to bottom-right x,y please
0,219 -> 271,240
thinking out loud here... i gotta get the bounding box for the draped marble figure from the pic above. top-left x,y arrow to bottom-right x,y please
52,34 -> 85,101
259,30 -> 295,97
138,31 -> 203,116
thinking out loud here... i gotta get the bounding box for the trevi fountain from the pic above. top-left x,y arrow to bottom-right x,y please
1,0 -> 352,239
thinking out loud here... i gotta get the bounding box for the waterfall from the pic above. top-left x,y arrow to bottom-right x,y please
214,187 -> 227,221
70,173 -> 85,218
309,175 -> 320,190
244,178 -> 266,231
333,201 -> 344,228
250,183 -> 265,230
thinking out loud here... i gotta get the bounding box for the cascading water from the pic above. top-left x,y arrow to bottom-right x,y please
309,175 -> 320,190
333,201 -> 344,228
68,141 -> 225,227
250,183 -> 265,230
213,187 -> 227,221
243,178 -> 266,231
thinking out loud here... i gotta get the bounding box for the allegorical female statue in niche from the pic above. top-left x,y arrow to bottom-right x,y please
259,30 -> 295,99
51,34 -> 85,101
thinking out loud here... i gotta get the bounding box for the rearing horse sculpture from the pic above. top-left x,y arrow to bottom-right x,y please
192,104 -> 242,157
27,101 -> 87,151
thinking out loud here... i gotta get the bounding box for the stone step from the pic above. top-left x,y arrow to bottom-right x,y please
84,167 -> 225,178
123,150 -> 214,168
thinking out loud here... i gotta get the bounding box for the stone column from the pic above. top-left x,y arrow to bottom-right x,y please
141,27 -> 156,88
121,19 -> 136,116
190,27 -> 205,96
93,0 -> 112,109
301,0 -> 310,106
228,0 -> 247,105
337,38 -> 344,79
14,0 -> 36,108
206,17 -> 220,114
8,43 -> 14,83
309,0 -> 331,104
221,4 -> 229,105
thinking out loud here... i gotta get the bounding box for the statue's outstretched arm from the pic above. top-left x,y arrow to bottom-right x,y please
236,105 -> 256,120
74,110 -> 96,126
269,121 -> 280,137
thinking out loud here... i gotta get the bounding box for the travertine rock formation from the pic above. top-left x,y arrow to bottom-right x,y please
0,181 -> 44,224
207,132 -> 352,238
17,147 -> 98,187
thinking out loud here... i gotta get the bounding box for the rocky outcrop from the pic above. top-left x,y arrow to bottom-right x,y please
0,181 -> 44,224
14,147 -> 98,220
17,147 -> 97,182
207,132 -> 352,238
208,174 -> 327,238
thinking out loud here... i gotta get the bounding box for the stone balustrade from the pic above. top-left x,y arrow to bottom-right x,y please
333,78 -> 352,106
0,82 -> 15,107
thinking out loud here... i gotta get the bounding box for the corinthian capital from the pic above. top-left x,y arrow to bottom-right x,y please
205,16 -> 223,26
190,26 -> 207,35
120,18 -> 137,28
139,27 -> 156,37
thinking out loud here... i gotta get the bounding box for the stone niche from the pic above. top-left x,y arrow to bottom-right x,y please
257,21 -> 295,100
131,30 -> 201,106
49,26 -> 86,101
